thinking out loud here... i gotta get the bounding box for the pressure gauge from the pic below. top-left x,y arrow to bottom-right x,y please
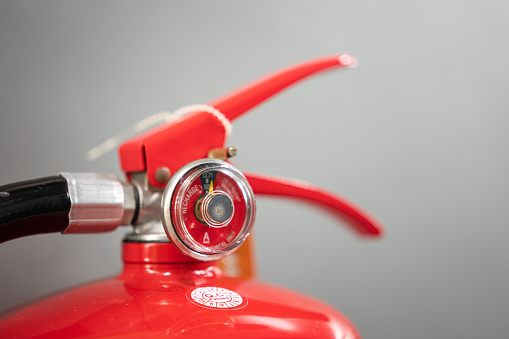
161,159 -> 256,261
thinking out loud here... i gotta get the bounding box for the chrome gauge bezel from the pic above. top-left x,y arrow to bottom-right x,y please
161,159 -> 256,261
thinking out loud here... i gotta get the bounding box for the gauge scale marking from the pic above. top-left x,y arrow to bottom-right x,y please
180,170 -> 243,248
200,171 -> 217,194
162,160 -> 256,261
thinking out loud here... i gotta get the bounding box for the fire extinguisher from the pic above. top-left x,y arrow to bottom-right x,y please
0,54 -> 383,338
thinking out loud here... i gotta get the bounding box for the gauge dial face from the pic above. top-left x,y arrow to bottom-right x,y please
162,160 -> 255,261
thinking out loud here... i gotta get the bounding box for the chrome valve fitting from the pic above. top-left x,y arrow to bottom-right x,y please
59,172 -> 137,234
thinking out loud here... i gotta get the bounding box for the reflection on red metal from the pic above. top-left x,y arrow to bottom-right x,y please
246,172 -> 383,236
0,243 -> 360,338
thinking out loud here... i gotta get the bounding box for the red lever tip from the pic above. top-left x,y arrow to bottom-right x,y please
338,53 -> 358,68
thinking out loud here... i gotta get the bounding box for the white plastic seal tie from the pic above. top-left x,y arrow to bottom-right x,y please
85,104 -> 232,161
172,104 -> 232,137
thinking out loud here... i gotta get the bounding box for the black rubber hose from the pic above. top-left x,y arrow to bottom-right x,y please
0,176 -> 70,243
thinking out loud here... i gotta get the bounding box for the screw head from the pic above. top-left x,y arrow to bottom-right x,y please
227,146 -> 237,158
155,167 -> 171,185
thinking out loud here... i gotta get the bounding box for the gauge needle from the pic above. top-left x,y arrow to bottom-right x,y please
200,171 -> 217,194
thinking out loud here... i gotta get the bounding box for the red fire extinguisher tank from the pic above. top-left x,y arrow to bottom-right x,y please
0,55 -> 383,338
0,242 -> 360,338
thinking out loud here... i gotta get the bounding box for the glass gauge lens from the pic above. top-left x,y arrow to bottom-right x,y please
161,159 -> 256,261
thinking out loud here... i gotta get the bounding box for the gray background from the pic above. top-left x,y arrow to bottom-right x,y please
0,1 -> 508,338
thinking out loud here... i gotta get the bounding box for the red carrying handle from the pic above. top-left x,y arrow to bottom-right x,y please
245,173 -> 382,236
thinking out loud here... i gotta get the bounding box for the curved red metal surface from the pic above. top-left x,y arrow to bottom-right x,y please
210,54 -> 357,121
0,242 -> 361,338
245,172 -> 383,236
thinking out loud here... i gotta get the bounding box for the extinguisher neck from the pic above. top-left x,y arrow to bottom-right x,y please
122,241 -> 205,264
121,242 -> 223,279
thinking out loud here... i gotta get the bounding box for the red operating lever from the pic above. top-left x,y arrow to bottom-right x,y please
211,54 -> 357,121
119,54 -> 383,236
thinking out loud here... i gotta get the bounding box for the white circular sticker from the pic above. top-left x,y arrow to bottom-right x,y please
187,286 -> 247,310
